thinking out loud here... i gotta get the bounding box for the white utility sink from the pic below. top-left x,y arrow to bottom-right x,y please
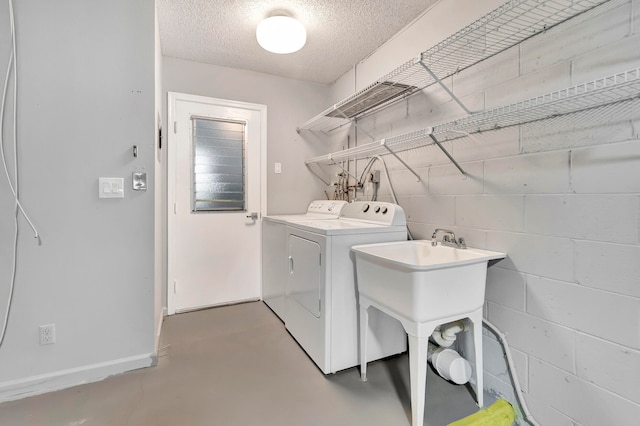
352,240 -> 505,426
352,240 -> 505,323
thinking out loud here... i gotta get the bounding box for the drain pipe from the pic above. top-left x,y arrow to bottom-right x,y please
430,319 -> 540,425
483,319 -> 540,426
428,320 -> 472,384
431,320 -> 467,347
428,342 -> 472,385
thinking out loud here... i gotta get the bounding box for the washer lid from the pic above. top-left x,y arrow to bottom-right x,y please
288,218 -> 407,236
263,200 -> 348,224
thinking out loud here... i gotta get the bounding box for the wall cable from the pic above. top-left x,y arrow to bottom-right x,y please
0,0 -> 39,349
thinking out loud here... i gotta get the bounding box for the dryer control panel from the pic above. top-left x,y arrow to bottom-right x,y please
340,201 -> 406,226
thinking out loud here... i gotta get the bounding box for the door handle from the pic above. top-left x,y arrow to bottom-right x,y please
288,256 -> 294,274
246,212 -> 258,221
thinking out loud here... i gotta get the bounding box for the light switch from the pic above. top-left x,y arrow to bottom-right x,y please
274,162 -> 282,174
99,178 -> 124,199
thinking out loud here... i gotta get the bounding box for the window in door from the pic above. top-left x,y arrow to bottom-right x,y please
191,116 -> 246,212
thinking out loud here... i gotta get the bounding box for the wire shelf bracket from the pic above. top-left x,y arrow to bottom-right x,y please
418,61 -> 471,115
429,134 -> 467,176
381,140 -> 423,182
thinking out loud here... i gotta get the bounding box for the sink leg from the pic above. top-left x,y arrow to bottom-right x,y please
408,334 -> 428,426
359,305 -> 369,382
471,312 -> 484,407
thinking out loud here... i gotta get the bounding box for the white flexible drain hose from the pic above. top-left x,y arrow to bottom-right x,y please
483,319 -> 540,426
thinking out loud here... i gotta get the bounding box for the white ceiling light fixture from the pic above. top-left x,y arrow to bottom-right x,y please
256,15 -> 306,54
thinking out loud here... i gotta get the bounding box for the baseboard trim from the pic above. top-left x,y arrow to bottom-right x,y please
0,352 -> 154,403
155,307 -> 167,353
175,297 -> 260,314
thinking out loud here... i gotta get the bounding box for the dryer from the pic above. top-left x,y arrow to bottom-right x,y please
262,200 -> 347,321
285,201 -> 408,374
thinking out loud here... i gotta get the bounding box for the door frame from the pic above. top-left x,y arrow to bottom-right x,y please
166,92 -> 267,315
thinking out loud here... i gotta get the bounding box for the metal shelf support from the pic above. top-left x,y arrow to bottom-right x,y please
429,134 -> 466,176
381,140 -> 422,182
418,61 -> 471,115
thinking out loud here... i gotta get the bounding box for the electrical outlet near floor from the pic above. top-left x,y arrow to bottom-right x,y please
39,324 -> 56,345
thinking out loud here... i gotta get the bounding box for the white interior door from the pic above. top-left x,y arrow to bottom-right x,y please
168,93 -> 266,314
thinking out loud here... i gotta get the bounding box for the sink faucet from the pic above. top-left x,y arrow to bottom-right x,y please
431,228 -> 466,249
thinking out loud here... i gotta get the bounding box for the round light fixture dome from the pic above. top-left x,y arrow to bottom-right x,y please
256,16 -> 306,54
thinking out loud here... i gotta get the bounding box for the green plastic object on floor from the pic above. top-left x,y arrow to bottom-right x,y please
447,399 -> 516,426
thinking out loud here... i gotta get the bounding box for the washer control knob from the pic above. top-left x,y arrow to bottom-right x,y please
381,206 -> 388,214
362,204 -> 370,213
374,206 -> 381,213
328,202 -> 335,211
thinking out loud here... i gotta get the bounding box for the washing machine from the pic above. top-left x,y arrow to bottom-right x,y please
262,200 -> 347,321
285,201 -> 408,374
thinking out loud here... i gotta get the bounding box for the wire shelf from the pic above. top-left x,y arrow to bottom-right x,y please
306,67 -> 640,166
297,0 -> 611,133
433,68 -> 640,140
305,127 -> 435,165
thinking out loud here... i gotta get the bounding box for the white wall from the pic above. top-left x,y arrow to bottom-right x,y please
325,0 -> 640,424
0,0 -> 156,400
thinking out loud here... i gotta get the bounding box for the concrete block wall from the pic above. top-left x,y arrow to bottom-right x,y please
342,1 -> 640,424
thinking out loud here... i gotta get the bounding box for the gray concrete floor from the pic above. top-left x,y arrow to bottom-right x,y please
0,302 -> 482,425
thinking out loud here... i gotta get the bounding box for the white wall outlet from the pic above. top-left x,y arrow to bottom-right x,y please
39,324 -> 56,345
274,162 -> 282,174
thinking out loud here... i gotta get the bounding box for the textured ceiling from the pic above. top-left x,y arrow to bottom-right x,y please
157,0 -> 439,85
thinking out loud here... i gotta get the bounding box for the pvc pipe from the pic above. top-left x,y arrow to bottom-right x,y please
432,348 -> 472,385
427,342 -> 472,385
431,320 -> 467,347
443,321 -> 466,341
